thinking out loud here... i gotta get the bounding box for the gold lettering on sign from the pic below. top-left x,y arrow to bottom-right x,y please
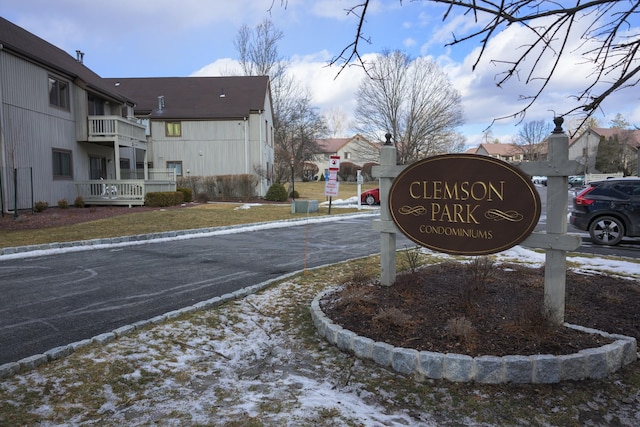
430,203 -> 480,224
409,181 -> 505,202
418,224 -> 494,240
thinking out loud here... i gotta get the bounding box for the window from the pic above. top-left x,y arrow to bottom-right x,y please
345,152 -> 351,159
52,149 -> 72,179
48,76 -> 69,110
120,158 -> 131,171
167,161 -> 183,176
165,122 -> 182,137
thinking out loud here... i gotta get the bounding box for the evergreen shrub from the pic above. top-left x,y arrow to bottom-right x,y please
145,191 -> 185,207
265,183 -> 288,202
177,187 -> 193,203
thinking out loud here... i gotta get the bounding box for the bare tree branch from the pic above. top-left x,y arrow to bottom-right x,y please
331,0 -> 640,132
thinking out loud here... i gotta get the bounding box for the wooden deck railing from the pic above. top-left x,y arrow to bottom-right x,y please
88,116 -> 146,146
74,179 -> 176,206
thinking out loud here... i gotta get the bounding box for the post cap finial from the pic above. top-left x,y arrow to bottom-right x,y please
553,116 -> 564,134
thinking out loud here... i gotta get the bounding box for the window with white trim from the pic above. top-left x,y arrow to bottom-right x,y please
48,76 -> 69,110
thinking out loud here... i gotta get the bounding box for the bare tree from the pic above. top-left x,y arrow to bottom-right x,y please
329,1 -> 640,132
234,19 -> 287,79
515,120 -> 552,160
322,107 -> 350,138
610,113 -> 631,129
272,79 -> 327,182
353,50 -> 464,164
234,19 -> 326,183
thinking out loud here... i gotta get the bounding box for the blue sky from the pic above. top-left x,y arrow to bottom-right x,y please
2,0 -> 639,146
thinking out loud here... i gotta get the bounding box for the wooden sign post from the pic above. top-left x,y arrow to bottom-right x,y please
372,118 -> 581,324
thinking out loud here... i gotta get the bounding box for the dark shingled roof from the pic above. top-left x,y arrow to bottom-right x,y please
0,17 -> 133,105
103,76 -> 271,120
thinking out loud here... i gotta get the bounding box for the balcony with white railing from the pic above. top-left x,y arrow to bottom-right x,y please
74,170 -> 177,206
88,115 -> 147,148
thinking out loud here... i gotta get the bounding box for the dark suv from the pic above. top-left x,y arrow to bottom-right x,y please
570,178 -> 640,245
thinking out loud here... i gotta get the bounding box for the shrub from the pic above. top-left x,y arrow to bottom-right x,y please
216,175 -> 235,200
144,191 -> 185,207
289,190 -> 299,199
34,201 -> 49,212
401,245 -> 422,274
202,176 -> 217,200
338,161 -> 358,181
264,183 -> 288,202
236,174 -> 257,201
58,199 -> 69,209
361,162 -> 378,181
195,192 -> 209,203
74,196 -> 85,208
177,186 -> 193,203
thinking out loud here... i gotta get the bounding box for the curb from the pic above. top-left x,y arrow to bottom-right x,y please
0,212 -> 376,378
0,211 -> 378,259
310,288 -> 638,384
0,273 -> 300,379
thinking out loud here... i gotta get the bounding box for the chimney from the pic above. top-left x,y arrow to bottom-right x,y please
75,50 -> 84,63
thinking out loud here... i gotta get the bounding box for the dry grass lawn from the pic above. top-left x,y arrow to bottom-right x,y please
0,181 -> 379,249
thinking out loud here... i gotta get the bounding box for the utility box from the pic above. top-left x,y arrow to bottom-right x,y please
291,200 -> 319,214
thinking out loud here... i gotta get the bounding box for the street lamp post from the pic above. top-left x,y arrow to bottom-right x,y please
290,157 -> 295,201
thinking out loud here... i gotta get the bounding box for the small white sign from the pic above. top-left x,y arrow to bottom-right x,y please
329,156 -> 340,170
324,180 -> 339,197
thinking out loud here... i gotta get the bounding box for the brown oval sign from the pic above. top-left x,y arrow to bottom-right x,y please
389,154 -> 541,255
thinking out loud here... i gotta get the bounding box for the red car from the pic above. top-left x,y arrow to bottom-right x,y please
361,188 -> 380,205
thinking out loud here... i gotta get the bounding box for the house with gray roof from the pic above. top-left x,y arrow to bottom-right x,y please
104,76 -> 275,197
0,17 -> 274,212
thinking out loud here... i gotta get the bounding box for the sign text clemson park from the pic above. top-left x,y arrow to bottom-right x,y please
389,154 -> 541,255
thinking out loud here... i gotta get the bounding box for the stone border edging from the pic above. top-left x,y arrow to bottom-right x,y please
311,288 -> 638,384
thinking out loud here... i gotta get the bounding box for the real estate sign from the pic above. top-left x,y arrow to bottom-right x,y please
389,154 -> 541,255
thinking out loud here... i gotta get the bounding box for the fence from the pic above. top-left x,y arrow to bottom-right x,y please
0,167 -> 33,217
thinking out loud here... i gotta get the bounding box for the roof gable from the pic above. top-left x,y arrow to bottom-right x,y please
314,134 -> 379,154
0,17 -> 132,104
573,127 -> 640,148
104,76 -> 270,120
476,143 -> 521,156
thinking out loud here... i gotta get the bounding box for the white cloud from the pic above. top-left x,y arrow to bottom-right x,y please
191,58 -> 243,77
403,38 -> 416,48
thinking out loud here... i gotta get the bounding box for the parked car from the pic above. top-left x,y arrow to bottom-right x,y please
361,188 -> 380,205
568,175 -> 585,187
570,178 -> 640,245
531,176 -> 547,186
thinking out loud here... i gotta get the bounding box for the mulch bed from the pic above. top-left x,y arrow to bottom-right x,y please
321,261 -> 640,357
0,205 -> 191,231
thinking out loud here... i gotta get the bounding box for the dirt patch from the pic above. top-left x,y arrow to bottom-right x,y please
321,261 -> 640,357
0,205 -> 193,231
